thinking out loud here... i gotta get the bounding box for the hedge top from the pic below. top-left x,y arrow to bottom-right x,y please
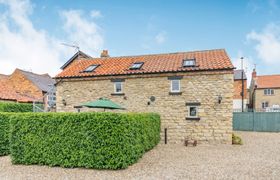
0,102 -> 33,112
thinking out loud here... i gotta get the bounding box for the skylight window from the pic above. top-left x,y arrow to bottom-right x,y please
83,64 -> 99,72
130,62 -> 144,70
183,59 -> 196,67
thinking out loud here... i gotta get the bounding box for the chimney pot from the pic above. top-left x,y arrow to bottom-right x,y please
100,50 -> 109,58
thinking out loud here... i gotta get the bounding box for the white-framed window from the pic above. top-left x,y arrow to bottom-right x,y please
47,92 -> 56,107
130,62 -> 144,70
170,80 -> 180,92
262,101 -> 269,109
114,82 -> 123,93
264,89 -> 274,95
83,64 -> 99,72
183,59 -> 196,67
188,106 -> 198,118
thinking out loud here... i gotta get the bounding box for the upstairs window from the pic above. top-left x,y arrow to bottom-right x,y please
264,89 -> 274,95
183,59 -> 196,67
83,64 -> 99,72
130,62 -> 144,70
171,80 -> 180,92
47,92 -> 56,107
114,82 -> 123,93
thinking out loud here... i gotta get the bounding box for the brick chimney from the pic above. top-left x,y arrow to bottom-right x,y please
252,68 -> 257,78
100,50 -> 109,58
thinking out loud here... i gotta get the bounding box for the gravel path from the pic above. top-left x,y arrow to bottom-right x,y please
1,131 -> 280,180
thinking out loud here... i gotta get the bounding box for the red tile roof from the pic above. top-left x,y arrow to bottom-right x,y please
0,79 -> 35,102
55,49 -> 234,78
0,69 -> 53,103
256,75 -> 280,89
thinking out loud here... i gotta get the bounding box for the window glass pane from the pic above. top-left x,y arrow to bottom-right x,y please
189,107 -> 197,117
171,80 -> 180,92
183,60 -> 195,67
115,82 -> 122,93
131,62 -> 143,69
271,89 -> 274,95
84,65 -> 98,72
262,102 -> 269,108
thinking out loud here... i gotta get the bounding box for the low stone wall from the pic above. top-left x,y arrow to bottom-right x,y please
56,71 -> 233,144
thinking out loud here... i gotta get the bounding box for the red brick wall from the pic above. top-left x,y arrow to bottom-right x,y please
9,70 -> 43,99
234,80 -> 247,99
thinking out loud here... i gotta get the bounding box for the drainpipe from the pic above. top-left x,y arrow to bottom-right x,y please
241,57 -> 244,112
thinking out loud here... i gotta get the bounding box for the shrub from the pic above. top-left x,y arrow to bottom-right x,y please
0,113 -> 14,156
0,102 -> 33,112
10,112 -> 160,169
232,133 -> 243,145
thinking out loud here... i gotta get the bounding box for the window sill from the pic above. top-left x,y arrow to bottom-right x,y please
185,117 -> 200,121
111,93 -> 125,96
169,92 -> 182,95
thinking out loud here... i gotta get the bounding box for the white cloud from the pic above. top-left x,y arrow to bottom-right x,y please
61,10 -> 104,56
90,10 -> 102,19
0,0 -> 104,76
247,23 -> 280,65
0,0 -> 63,76
155,31 -> 167,44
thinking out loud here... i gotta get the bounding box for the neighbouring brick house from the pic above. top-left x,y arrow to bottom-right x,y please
249,69 -> 280,111
55,49 -> 234,144
233,70 -> 247,111
0,69 -> 56,109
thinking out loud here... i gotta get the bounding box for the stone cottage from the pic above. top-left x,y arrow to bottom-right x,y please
55,49 -> 234,144
249,69 -> 280,111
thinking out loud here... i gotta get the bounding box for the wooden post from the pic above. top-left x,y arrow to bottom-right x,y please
164,128 -> 167,144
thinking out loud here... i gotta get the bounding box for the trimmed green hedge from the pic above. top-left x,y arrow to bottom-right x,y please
0,113 -> 13,156
10,112 -> 160,169
0,102 -> 33,112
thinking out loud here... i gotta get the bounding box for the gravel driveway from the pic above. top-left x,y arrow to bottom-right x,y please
1,131 -> 280,180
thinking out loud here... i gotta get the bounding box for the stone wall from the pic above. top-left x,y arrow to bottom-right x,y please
56,71 -> 233,145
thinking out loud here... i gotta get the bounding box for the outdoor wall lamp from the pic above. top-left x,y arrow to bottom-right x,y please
62,99 -> 67,106
218,95 -> 223,104
147,96 -> 156,106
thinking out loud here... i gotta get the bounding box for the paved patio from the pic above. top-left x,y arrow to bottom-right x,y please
1,131 -> 280,180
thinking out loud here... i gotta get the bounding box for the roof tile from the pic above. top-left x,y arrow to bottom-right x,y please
56,49 -> 234,78
256,75 -> 280,89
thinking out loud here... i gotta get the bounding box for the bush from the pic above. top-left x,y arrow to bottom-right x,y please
0,113 -> 14,156
232,133 -> 243,145
0,102 -> 33,112
10,112 -> 160,169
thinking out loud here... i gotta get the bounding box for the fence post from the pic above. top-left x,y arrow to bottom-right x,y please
164,128 -> 167,144
252,110 -> 255,131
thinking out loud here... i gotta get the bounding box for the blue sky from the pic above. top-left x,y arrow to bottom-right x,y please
0,0 -> 280,77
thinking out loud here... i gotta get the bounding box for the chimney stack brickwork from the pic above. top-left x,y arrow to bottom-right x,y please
100,50 -> 109,58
